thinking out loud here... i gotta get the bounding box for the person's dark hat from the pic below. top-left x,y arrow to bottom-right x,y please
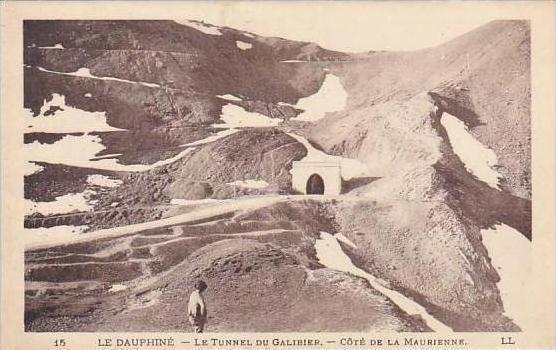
195,280 -> 208,291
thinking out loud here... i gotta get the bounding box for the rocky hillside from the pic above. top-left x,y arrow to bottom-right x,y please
24,20 -> 330,165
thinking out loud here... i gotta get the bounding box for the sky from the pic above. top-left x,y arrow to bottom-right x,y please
170,2 -> 495,53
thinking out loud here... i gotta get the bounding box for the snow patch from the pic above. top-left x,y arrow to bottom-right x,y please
25,93 -> 123,133
73,67 -> 94,77
36,66 -> 161,88
335,233 -> 357,249
213,104 -> 280,128
25,162 -> 44,176
25,225 -> 89,248
25,190 -> 96,216
226,180 -> 269,189
315,231 -> 452,332
481,224 -> 531,330
277,101 -> 297,108
25,134 -> 194,172
174,20 -> 222,36
295,73 -> 347,121
26,134 -> 110,169
236,41 -> 252,50
91,153 -> 123,160
39,43 -> 64,49
84,93 -> 92,98
287,132 -> 369,180
109,284 -> 128,292
281,60 -> 305,63
217,94 -> 242,102
86,174 -> 123,188
441,112 -> 502,189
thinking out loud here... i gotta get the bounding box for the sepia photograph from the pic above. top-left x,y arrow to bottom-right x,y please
2,1 -> 555,349
21,17 -> 532,333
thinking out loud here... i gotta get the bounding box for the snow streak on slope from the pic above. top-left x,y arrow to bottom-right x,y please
25,190 -> 96,216
109,284 -> 128,293
25,134 -> 194,172
25,162 -> 44,176
287,132 -> 369,180
236,41 -> 252,50
86,174 -> 123,188
34,66 -> 161,88
25,225 -> 89,247
217,94 -> 242,102
441,112 -> 502,189
295,73 -> 348,121
481,224 -> 532,330
213,104 -> 280,128
25,93 -> 123,133
315,231 -> 452,332
335,232 -> 357,249
174,20 -> 222,36
38,43 -> 64,49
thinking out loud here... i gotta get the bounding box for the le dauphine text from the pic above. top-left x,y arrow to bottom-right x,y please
95,336 -> 468,348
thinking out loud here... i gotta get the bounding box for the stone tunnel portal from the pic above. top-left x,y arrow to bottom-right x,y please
291,161 -> 341,195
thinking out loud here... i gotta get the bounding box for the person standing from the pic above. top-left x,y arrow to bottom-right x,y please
188,280 -> 208,333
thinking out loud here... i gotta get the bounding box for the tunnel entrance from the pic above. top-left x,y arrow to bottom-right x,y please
291,161 -> 341,195
306,173 -> 325,194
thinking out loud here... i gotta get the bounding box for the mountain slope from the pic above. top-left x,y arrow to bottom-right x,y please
308,20 -> 530,200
